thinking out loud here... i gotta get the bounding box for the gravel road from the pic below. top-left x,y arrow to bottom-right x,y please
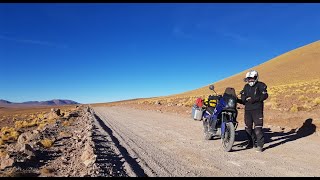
93,106 -> 320,177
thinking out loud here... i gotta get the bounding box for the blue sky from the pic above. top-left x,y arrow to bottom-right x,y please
1,3 -> 320,104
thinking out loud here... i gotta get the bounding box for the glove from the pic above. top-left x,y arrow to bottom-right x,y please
246,97 -> 255,104
253,97 -> 261,103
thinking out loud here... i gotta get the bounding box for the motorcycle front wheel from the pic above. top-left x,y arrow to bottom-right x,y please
221,122 -> 235,152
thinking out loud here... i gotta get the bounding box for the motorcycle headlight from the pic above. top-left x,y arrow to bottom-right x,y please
227,98 -> 235,108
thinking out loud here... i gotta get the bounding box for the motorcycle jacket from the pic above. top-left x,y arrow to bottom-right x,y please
240,81 -> 268,111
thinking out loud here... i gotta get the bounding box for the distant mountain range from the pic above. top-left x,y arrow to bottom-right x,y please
0,99 -> 80,106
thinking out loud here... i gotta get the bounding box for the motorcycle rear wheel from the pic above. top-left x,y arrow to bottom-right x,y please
203,119 -> 213,140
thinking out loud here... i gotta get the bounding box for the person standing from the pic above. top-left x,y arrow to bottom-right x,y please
241,70 -> 268,152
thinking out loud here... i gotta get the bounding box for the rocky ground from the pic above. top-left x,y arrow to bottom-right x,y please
0,106 -> 129,177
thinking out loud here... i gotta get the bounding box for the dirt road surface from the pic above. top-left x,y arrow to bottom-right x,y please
93,106 -> 320,177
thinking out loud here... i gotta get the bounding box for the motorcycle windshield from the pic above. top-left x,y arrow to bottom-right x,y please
223,87 -> 237,98
223,87 -> 237,111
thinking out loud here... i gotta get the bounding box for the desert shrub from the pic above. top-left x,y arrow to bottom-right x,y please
184,99 -> 194,107
271,102 -> 280,110
265,98 -> 279,110
298,95 -> 308,101
313,98 -> 320,105
47,118 -> 57,124
284,94 -> 291,98
306,89 -> 316,94
14,119 -> 38,129
295,89 -> 304,94
37,113 -> 45,119
302,104 -> 312,111
290,104 -> 299,112
62,121 -> 71,127
313,86 -> 320,90
37,123 -> 47,131
14,121 -> 26,129
40,138 -> 54,148
0,127 -> 19,142
0,149 -> 8,157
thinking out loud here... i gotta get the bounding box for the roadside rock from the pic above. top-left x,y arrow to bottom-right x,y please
5,144 -> 16,153
58,132 -> 72,139
52,108 -> 61,116
155,101 -> 161,105
0,154 -> 14,170
64,112 -> 79,119
69,112 -> 79,118
44,108 -> 61,120
21,144 -> 36,158
16,131 -> 37,150
32,130 -> 40,135
81,147 -> 97,167
167,103 -> 175,107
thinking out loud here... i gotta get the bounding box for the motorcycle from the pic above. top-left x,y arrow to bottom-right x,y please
202,85 -> 239,152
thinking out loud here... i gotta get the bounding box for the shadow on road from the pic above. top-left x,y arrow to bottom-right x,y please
233,118 -> 316,152
93,113 -> 147,177
263,118 -> 316,151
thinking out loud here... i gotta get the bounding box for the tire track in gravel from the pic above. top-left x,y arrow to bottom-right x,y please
93,109 -> 178,176
92,113 -> 146,177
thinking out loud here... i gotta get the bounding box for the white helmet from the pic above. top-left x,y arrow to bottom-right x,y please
245,70 -> 259,86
